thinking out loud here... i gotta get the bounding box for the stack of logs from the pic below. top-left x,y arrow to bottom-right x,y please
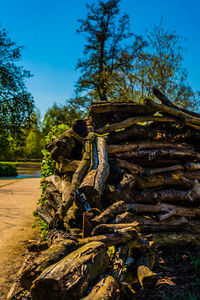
18,89 -> 200,299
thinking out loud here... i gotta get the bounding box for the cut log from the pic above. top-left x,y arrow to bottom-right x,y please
146,164 -> 184,176
45,129 -> 83,161
153,87 -> 200,118
136,172 -> 193,189
81,275 -> 120,300
91,222 -> 139,236
133,189 -> 196,205
116,159 -> 144,174
97,115 -> 180,135
79,136 -> 109,209
145,98 -> 200,128
135,216 -> 188,232
107,123 -> 200,144
137,265 -> 158,289
115,212 -> 135,224
93,201 -> 136,225
58,132 -> 96,218
108,142 -> 194,154
113,148 -> 199,161
31,242 -> 109,300
20,240 -> 78,290
55,157 -> 80,173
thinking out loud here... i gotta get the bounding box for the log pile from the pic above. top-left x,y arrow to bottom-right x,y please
15,89 -> 200,299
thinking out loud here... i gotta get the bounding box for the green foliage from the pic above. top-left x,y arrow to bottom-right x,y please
76,0 -> 144,101
32,210 -> 48,240
34,124 -> 69,239
0,163 -> 18,177
0,24 -> 34,139
42,102 -> 83,136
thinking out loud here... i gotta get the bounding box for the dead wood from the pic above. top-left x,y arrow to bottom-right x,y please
116,158 -> 144,174
79,136 -> 109,209
55,157 -> 80,173
31,242 -> 109,300
81,275 -> 120,300
93,201 -> 136,225
137,265 -> 158,289
153,87 -> 200,118
96,115 -> 179,135
91,222 -> 139,236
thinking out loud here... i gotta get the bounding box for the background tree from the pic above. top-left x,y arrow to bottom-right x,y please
109,21 -> 199,109
76,0 -> 144,101
0,24 -> 34,145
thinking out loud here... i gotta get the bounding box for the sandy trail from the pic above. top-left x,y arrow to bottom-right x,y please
0,178 -> 41,299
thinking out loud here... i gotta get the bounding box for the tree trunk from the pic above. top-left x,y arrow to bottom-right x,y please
31,242 -> 109,300
81,275 -> 120,300
79,136 -> 109,209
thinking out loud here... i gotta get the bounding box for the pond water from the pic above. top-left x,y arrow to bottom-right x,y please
0,167 -> 41,179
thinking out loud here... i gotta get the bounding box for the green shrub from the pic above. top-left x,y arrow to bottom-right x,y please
0,163 -> 18,177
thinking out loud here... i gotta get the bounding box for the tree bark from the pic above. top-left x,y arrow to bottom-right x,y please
79,136 -> 109,209
116,159 -> 144,174
91,222 -> 139,236
137,265 -> 158,289
81,275 -> 120,300
93,201 -> 136,225
97,115 -> 179,135
31,242 -> 109,300
55,157 -> 80,173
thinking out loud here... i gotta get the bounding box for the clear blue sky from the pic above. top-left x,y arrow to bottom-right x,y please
0,0 -> 200,116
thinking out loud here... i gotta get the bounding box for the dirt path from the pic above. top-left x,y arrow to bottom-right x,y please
0,178 -> 41,299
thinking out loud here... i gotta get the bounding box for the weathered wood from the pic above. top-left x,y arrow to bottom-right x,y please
136,171 -> 193,189
81,275 -> 120,300
185,162 -> 200,171
133,188 -> 196,205
96,115 -> 180,135
93,201 -> 136,225
116,159 -> 144,174
153,87 -> 200,118
91,222 -> 139,236
108,142 -> 194,154
55,157 -> 80,173
113,148 -> 199,161
137,265 -> 158,289
20,240 -> 78,290
145,98 -> 200,128
135,216 -> 188,232
107,123 -> 200,144
79,136 -> 109,209
147,164 -> 184,176
36,205 -> 54,225
31,242 -> 109,300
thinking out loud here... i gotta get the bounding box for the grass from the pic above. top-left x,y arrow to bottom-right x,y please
0,161 -> 41,165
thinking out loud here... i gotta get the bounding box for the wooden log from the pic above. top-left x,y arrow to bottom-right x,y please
36,205 -> 54,225
133,189 -> 196,205
115,212 -> 135,224
96,115 -> 180,135
93,201 -> 136,225
78,227 -> 147,249
20,240 -> 78,290
31,242 -> 109,300
113,148 -> 199,161
116,159 -> 144,174
79,136 -> 109,209
57,132 -> 96,218
153,87 -> 200,118
136,172 -> 193,189
88,101 -> 157,115
146,164 -> 184,176
185,162 -> 200,171
45,129 -> 83,162
91,222 -> 139,236
135,216 -> 188,232
137,266 -> 158,289
81,275 -> 120,300
108,142 -> 194,154
55,157 -> 80,173
107,123 -> 200,144
145,98 -> 200,128
151,232 -> 200,248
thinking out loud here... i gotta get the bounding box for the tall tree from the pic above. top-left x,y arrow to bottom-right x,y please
76,0 -> 144,101
0,24 -> 34,140
113,21 -> 199,110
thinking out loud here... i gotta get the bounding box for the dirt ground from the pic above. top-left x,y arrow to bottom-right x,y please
0,178 -> 41,299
